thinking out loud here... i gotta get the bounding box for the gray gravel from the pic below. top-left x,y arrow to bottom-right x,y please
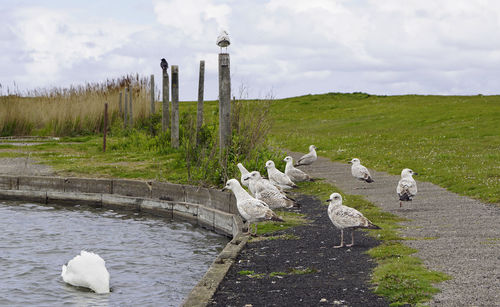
0,157 -> 54,176
290,152 -> 500,307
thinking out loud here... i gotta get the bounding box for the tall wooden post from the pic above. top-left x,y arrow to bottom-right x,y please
162,67 -> 170,132
196,60 -> 205,145
123,88 -> 128,129
218,53 -> 231,152
150,74 -> 155,115
128,87 -> 133,128
171,65 -> 179,148
118,91 -> 123,116
103,103 -> 108,152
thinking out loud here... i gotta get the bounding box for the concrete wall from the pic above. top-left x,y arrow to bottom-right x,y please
0,175 -> 241,238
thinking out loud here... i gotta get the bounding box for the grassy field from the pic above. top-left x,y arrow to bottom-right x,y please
268,93 -> 500,204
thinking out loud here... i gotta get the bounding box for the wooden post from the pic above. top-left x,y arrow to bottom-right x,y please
123,88 -> 128,129
171,65 -> 179,148
118,91 -> 123,116
128,87 -> 133,128
103,103 -> 108,152
162,67 -> 170,132
196,60 -> 205,145
150,74 -> 155,115
218,53 -> 231,152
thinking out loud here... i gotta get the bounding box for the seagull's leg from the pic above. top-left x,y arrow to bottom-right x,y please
334,229 -> 344,248
346,231 -> 355,247
400,201 -> 403,208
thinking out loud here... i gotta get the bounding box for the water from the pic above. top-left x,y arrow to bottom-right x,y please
0,200 -> 228,307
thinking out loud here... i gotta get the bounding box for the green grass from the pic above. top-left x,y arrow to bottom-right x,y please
268,93 -> 500,204
254,210 -> 309,235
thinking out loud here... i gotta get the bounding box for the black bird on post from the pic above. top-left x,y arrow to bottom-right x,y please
160,58 -> 168,71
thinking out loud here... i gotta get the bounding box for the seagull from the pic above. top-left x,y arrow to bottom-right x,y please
295,145 -> 317,166
216,30 -> 230,52
61,250 -> 110,294
243,171 -> 297,209
222,179 -> 283,235
160,58 -> 168,71
265,160 -> 298,190
326,193 -> 380,248
284,156 -> 313,182
397,168 -> 418,207
237,163 -> 250,187
349,158 -> 374,183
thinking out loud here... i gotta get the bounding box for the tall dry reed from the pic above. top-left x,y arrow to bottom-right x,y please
0,74 -> 152,136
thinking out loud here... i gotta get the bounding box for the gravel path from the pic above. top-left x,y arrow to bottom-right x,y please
210,194 -> 388,306
0,157 -> 54,176
290,152 -> 500,307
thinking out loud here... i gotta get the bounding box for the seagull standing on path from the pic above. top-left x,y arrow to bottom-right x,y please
237,163 -> 250,187
243,171 -> 297,209
216,30 -> 230,52
223,179 -> 283,235
265,160 -> 298,190
295,145 -> 317,166
397,168 -> 418,207
284,156 -> 313,182
349,158 -> 374,184
326,193 -> 380,248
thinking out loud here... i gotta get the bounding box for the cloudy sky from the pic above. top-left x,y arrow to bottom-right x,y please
1,0 -> 500,100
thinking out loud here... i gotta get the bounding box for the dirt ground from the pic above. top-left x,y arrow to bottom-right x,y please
209,194 -> 388,306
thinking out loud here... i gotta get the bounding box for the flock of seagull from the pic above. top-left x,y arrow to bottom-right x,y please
224,145 -> 419,248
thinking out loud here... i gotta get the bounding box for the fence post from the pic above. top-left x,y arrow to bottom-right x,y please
196,60 -> 205,145
103,103 -> 108,152
162,67 -> 170,132
171,65 -> 179,148
123,88 -> 128,129
218,53 -> 231,152
128,87 -> 133,128
118,91 -> 123,116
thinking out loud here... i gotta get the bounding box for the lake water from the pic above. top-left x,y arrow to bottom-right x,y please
0,200 -> 228,306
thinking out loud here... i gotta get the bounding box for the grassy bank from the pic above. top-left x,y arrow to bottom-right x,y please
268,93 -> 500,204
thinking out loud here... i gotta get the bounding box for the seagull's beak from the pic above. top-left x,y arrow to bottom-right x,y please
413,172 -> 419,176
221,187 -> 227,192
348,161 -> 352,164
325,199 -> 331,203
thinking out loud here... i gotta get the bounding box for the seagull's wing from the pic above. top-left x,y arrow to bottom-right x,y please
331,205 -> 370,228
397,178 -> 417,200
286,167 -> 309,181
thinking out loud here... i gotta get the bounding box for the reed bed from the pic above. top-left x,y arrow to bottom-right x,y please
0,74 -> 152,136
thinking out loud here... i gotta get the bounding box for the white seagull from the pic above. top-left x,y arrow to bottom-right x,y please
397,168 -> 418,207
326,193 -> 380,248
61,250 -> 110,294
237,163 -> 250,187
295,145 -> 317,166
243,171 -> 297,209
284,156 -> 312,182
349,158 -> 374,183
216,30 -> 230,52
265,160 -> 298,190
223,179 -> 283,235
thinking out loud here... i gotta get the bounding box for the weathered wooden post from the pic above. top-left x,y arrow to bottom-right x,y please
218,53 -> 231,151
103,103 -> 108,152
217,30 -> 231,155
128,87 -> 133,128
171,65 -> 179,148
150,74 -> 155,134
123,88 -> 128,129
118,91 -> 123,116
196,60 -> 205,145
161,58 -> 170,133
150,74 -> 155,115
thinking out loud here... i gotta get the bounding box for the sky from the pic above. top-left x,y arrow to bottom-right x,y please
1,0 -> 500,100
